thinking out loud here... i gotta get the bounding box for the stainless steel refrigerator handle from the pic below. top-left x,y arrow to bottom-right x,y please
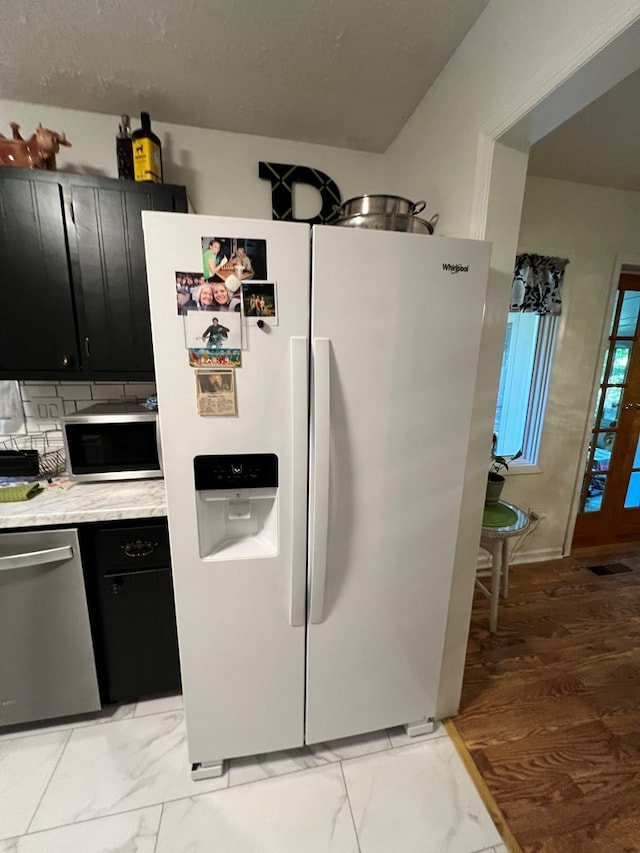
289,336 -> 308,627
309,337 -> 331,624
0,545 -> 74,572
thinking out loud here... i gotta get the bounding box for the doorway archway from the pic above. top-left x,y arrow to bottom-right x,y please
437,17 -> 640,717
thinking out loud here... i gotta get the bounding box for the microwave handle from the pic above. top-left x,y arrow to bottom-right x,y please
156,417 -> 163,475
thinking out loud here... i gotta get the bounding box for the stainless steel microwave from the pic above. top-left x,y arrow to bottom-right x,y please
61,403 -> 162,482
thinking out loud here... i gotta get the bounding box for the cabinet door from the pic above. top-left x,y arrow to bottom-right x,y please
80,520 -> 181,704
0,172 -> 79,375
68,181 -> 186,376
97,567 -> 182,703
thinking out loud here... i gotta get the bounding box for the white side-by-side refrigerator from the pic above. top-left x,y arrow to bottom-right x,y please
142,212 -> 490,778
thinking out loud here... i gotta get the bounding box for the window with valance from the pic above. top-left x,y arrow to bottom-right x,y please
510,253 -> 570,315
494,254 -> 570,460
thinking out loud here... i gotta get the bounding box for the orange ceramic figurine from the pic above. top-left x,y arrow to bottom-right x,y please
0,123 -> 71,170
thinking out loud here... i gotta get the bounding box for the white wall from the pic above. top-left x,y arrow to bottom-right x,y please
0,99 -> 389,218
384,0 -> 640,717
386,1 -> 640,237
502,176 -> 640,556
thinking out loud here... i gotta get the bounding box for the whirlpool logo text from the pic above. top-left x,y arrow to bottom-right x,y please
442,263 -> 470,274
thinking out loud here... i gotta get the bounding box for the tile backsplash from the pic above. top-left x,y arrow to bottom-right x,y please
3,381 -> 157,453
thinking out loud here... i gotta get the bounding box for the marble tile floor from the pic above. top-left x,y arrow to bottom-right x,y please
0,694 -> 507,853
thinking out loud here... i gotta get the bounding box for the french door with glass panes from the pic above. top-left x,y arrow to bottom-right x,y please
573,275 -> 640,548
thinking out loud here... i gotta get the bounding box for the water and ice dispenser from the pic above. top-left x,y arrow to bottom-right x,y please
194,454 -> 279,559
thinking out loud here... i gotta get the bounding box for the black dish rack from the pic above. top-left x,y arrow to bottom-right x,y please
0,432 -> 66,479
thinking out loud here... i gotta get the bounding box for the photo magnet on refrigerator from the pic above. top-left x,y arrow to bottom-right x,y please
195,370 -> 237,417
189,349 -> 242,368
201,236 -> 268,283
184,310 -> 242,351
241,281 -> 278,326
176,271 -> 208,315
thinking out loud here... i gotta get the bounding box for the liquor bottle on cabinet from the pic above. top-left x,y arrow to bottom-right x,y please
132,112 -> 163,184
116,114 -> 134,180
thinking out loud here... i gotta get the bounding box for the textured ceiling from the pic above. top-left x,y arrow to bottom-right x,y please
3,1 -> 637,188
528,70 -> 640,192
0,0 -> 490,152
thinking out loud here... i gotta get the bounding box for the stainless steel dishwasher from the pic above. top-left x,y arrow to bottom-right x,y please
0,528 -> 101,727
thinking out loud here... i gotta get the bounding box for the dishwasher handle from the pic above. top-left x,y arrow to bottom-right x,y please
0,544 -> 74,572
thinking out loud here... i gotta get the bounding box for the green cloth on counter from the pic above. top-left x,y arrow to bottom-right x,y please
0,482 -> 44,502
482,502 -> 518,528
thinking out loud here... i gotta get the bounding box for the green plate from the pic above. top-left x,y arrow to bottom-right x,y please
482,502 -> 517,528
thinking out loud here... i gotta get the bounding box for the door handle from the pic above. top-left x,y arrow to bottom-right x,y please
0,545 -> 73,572
289,336 -> 308,627
309,337 -> 331,624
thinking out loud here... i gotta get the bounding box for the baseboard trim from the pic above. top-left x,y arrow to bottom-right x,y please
445,718 -> 523,853
511,546 -> 564,564
477,546 -> 563,569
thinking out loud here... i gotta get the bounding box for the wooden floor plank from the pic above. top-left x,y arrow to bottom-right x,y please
454,549 -> 640,852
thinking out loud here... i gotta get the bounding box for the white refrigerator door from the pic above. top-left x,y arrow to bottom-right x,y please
143,213 -> 310,763
306,225 -> 490,743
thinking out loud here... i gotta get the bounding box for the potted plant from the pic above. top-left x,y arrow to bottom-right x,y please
486,434 -> 522,504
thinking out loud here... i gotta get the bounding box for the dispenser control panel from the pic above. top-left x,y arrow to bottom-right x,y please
194,454 -> 278,491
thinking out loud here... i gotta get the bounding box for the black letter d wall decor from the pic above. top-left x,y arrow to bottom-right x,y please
258,162 -> 342,224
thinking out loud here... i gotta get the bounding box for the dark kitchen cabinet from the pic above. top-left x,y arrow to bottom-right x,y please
68,180 -> 187,375
80,519 -> 182,704
0,168 -> 187,380
0,173 -> 80,373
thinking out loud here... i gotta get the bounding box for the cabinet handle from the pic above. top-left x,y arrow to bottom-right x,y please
121,539 -> 158,558
85,337 -> 91,358
62,355 -> 71,367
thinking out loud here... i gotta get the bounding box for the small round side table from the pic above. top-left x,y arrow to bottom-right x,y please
477,500 -> 530,633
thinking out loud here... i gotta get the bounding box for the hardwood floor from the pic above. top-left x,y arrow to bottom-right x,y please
453,545 -> 640,852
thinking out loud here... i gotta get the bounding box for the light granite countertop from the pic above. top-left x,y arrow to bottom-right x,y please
0,479 -> 167,529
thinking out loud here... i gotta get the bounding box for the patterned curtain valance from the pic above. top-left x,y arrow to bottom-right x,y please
510,253 -> 570,315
